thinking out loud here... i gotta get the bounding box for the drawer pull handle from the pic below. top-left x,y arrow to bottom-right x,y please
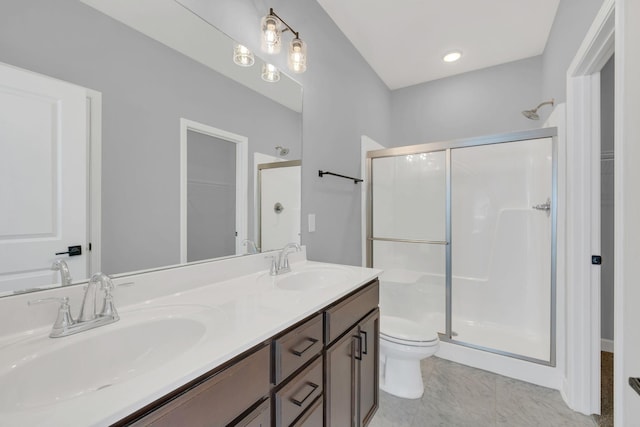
291,382 -> 319,407
360,330 -> 368,355
291,337 -> 318,357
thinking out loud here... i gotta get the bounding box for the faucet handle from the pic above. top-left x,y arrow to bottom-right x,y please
265,255 -> 278,276
99,286 -> 119,320
97,275 -> 120,320
28,297 -> 75,335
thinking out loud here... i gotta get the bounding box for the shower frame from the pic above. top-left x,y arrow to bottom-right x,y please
366,127 -> 558,366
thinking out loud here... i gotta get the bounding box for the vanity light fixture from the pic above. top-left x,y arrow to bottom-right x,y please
443,50 -> 462,63
261,8 -> 307,74
233,44 -> 255,67
262,63 -> 280,82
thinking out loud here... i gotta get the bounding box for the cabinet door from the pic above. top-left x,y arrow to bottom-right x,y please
325,323 -> 358,427
358,309 -> 379,427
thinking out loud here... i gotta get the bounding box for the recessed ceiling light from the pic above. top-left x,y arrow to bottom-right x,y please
443,51 -> 462,63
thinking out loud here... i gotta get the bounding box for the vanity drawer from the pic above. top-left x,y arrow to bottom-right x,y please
274,356 -> 323,427
291,396 -> 323,427
231,398 -> 271,427
273,313 -> 323,384
130,345 -> 270,427
324,280 -> 379,345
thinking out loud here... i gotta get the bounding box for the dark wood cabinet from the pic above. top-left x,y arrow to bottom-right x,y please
357,309 -> 380,427
115,279 -> 379,427
273,313 -> 323,385
232,399 -> 271,427
325,282 -> 380,427
126,344 -> 270,427
274,355 -> 323,426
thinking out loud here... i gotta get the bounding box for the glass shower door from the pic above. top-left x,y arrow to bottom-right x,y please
450,138 -> 554,362
370,151 -> 447,334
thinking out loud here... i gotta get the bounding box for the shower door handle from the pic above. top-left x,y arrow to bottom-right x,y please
532,198 -> 551,217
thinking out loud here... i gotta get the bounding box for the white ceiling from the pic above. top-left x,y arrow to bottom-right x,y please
316,0 -> 560,90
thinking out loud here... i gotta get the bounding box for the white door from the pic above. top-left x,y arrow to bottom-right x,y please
0,63 -> 88,294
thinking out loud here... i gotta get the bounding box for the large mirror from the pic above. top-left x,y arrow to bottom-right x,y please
0,0 -> 303,296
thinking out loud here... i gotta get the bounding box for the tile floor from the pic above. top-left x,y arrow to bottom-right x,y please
370,357 -> 597,427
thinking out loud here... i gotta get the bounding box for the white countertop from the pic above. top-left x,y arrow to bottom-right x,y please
0,257 -> 380,426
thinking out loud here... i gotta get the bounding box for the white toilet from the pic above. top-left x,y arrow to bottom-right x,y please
379,315 -> 439,399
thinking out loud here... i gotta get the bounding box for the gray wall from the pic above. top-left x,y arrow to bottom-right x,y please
390,56 -> 543,146
600,55 -> 614,341
181,0 -> 392,265
541,0 -> 605,113
0,0 -> 301,274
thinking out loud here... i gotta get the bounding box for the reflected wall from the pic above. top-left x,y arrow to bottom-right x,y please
0,0 -> 302,282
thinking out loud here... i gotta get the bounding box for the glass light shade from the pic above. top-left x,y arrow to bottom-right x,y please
233,44 -> 255,67
261,15 -> 281,54
261,63 -> 280,82
288,38 -> 307,74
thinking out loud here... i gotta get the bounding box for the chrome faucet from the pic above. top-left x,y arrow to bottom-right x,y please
29,272 -> 122,338
268,243 -> 301,276
51,259 -> 72,287
78,272 -> 118,322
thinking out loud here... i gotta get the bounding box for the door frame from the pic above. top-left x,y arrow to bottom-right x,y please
179,119 -> 248,262
87,89 -> 102,275
564,0 -> 614,415
360,135 -> 385,267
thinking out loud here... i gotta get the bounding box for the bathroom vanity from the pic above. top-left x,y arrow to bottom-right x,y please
0,251 -> 381,427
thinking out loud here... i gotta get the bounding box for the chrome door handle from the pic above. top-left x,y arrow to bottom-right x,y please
532,198 -> 551,216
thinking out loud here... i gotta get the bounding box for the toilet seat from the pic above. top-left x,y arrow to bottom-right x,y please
380,315 -> 439,346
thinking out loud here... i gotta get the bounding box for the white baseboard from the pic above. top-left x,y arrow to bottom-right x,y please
601,338 -> 614,353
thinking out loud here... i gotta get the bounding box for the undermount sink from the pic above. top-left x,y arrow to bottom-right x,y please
0,305 -> 212,411
260,264 -> 356,290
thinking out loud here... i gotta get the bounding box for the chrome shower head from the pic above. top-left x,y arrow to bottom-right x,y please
522,109 -> 540,120
275,145 -> 289,156
522,98 -> 555,120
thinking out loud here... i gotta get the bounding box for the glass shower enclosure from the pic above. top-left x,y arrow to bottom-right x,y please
367,128 -> 557,365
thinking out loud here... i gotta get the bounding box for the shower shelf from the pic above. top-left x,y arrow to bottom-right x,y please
318,170 -> 363,184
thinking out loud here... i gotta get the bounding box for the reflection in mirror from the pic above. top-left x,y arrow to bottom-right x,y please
0,0 -> 302,296
258,161 -> 302,252
184,124 -> 244,262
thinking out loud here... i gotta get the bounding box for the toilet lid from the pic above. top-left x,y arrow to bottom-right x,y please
380,315 -> 439,343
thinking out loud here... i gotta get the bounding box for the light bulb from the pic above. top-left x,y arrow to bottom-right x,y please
288,38 -> 307,73
233,44 -> 255,67
261,15 -> 281,54
261,63 -> 280,82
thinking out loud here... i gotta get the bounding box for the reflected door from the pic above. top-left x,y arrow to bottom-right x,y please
0,63 -> 88,294
186,131 -> 236,262
370,152 -> 447,334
